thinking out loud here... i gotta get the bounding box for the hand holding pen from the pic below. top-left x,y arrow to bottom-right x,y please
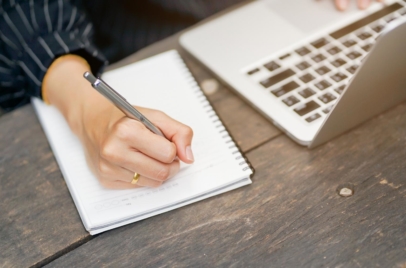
82,71 -> 195,188
42,54 -> 194,189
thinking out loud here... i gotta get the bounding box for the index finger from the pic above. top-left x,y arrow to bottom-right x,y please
141,109 -> 194,164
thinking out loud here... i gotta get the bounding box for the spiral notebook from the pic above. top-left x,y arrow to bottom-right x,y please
32,50 -> 253,235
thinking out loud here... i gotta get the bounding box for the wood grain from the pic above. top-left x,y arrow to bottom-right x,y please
0,106 -> 91,268
46,101 -> 406,267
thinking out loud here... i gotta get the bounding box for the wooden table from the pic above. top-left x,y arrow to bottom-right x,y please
2,29 -> 406,268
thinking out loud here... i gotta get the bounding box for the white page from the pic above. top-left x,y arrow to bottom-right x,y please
33,50 -> 252,234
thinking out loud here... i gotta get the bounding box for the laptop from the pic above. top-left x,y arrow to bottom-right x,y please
179,0 -> 406,148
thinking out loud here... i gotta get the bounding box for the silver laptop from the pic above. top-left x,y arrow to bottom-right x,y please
180,0 -> 406,148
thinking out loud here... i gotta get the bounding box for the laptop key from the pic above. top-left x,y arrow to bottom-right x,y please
315,66 -> 331,75
347,65 -> 359,74
361,43 -> 373,52
311,53 -> 327,63
296,61 -> 311,70
343,39 -> 357,48
279,53 -> 291,60
260,69 -> 296,88
295,47 -> 311,56
357,32 -> 372,40
331,58 -> 347,67
346,51 -> 362,60
372,24 -> 384,33
264,61 -> 281,71
311,38 -> 329,48
300,73 -> 316,83
306,113 -> 321,123
271,80 -> 300,97
247,68 -> 260,75
331,72 -> 348,82
314,80 -> 332,91
282,96 -> 300,107
327,46 -> 342,55
334,85 -> 346,95
294,100 -> 320,116
385,16 -> 396,23
318,92 -> 337,104
299,88 -> 316,98
322,105 -> 334,114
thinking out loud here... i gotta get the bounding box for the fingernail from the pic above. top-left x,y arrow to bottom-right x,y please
337,0 -> 348,10
186,146 -> 194,162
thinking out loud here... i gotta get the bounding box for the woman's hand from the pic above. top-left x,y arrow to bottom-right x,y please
44,55 -> 194,189
80,102 -> 194,189
334,0 -> 384,11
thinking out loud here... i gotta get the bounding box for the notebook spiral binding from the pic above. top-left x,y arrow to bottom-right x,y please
172,51 -> 254,175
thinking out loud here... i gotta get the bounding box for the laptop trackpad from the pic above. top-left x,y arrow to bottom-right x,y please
265,0 -> 367,33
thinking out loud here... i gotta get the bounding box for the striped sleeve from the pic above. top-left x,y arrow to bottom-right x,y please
0,0 -> 107,112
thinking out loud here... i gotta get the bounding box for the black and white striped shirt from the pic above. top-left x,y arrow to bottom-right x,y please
0,0 -> 243,112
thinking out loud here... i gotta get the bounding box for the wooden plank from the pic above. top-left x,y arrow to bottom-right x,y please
45,101 -> 406,267
0,106 -> 90,268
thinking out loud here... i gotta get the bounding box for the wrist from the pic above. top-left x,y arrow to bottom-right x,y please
42,55 -> 90,105
43,55 -> 94,135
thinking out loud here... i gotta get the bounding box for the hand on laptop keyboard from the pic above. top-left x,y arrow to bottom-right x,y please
334,0 -> 383,11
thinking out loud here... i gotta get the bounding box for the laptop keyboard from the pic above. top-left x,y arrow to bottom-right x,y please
246,2 -> 406,123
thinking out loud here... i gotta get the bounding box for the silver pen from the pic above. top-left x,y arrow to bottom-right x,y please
83,72 -> 166,138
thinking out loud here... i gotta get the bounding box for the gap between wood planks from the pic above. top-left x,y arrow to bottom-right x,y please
32,235 -> 93,268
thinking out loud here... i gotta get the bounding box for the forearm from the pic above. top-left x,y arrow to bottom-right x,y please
43,55 -> 108,136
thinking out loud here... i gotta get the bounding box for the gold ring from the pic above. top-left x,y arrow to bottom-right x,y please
131,173 -> 140,184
